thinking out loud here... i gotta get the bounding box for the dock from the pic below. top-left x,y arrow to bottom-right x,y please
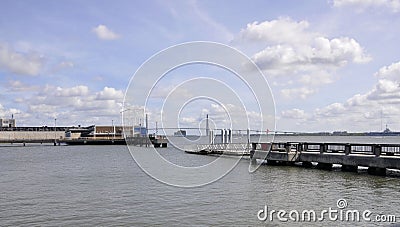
0,139 -> 59,146
185,141 -> 400,176
0,135 -> 168,147
251,142 -> 400,176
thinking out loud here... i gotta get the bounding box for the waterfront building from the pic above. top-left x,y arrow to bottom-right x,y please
0,118 -> 16,128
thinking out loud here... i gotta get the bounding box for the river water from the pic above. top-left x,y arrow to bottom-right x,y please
0,136 -> 399,226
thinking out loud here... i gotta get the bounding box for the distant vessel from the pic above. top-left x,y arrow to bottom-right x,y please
174,130 -> 187,137
366,125 -> 400,136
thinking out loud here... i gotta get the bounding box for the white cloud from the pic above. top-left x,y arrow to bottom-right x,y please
249,33 -> 371,72
278,61 -> 400,131
315,102 -> 346,117
237,17 -> 371,99
299,72 -> 333,86
6,84 -> 125,126
374,61 -> 400,80
281,87 -> 317,100
92,24 -> 120,40
332,0 -> 400,13
53,85 -> 90,97
179,117 -> 197,124
7,80 -> 39,92
281,108 -> 307,119
149,85 -> 192,99
96,86 -> 124,100
239,17 -> 314,45
0,43 -> 43,76
0,103 -> 24,119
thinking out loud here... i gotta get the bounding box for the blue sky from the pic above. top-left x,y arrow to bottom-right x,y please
1,0 -> 400,132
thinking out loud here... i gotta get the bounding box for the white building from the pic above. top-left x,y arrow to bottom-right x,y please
0,118 -> 16,128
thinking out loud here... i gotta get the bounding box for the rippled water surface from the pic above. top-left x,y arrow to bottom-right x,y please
1,136 -> 399,226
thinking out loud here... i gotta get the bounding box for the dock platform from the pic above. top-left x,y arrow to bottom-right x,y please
185,141 -> 400,176
251,142 -> 400,176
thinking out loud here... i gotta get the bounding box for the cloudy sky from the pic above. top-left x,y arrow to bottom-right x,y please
1,0 -> 400,132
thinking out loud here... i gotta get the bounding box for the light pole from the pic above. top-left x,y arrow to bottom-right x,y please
54,118 -> 57,146
112,119 -> 115,139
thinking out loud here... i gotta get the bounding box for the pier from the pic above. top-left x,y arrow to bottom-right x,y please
186,140 -> 400,176
251,142 -> 400,176
0,139 -> 60,146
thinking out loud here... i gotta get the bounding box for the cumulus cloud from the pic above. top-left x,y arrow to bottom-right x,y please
281,87 -> 317,100
51,85 -> 90,97
239,18 -> 314,44
0,103 -> 26,121
7,80 -> 39,92
278,61 -> 400,131
281,108 -> 307,119
0,43 -> 43,76
92,24 -> 120,40
315,102 -> 346,117
299,72 -> 333,86
237,17 -> 371,99
374,61 -> 400,80
332,0 -> 400,13
7,84 -> 125,126
96,86 -> 124,100
242,19 -> 371,72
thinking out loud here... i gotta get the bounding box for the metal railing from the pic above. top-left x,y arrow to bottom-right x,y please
197,143 -> 249,151
251,142 -> 400,157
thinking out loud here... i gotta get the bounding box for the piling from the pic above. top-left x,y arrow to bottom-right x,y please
341,165 -> 358,172
367,167 -> 386,176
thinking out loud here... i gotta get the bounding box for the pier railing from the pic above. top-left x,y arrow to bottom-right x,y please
260,142 -> 400,157
247,142 -> 400,175
196,143 -> 251,154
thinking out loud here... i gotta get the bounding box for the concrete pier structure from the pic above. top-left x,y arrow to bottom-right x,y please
249,142 -> 400,176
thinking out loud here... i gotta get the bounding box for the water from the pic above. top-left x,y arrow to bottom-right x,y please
1,136 -> 399,226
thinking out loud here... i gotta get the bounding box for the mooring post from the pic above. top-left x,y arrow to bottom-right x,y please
145,114 -> 148,147
373,144 -> 381,157
252,142 -> 257,151
342,165 -> 358,172
250,147 -> 257,165
320,143 -> 327,153
368,167 -> 386,176
345,144 -> 351,155
209,130 -> 214,145
297,143 -> 303,152
247,128 -> 250,144
206,114 -> 209,136
284,143 -> 291,153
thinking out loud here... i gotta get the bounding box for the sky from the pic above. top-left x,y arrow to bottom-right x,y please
1,0 -> 400,132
